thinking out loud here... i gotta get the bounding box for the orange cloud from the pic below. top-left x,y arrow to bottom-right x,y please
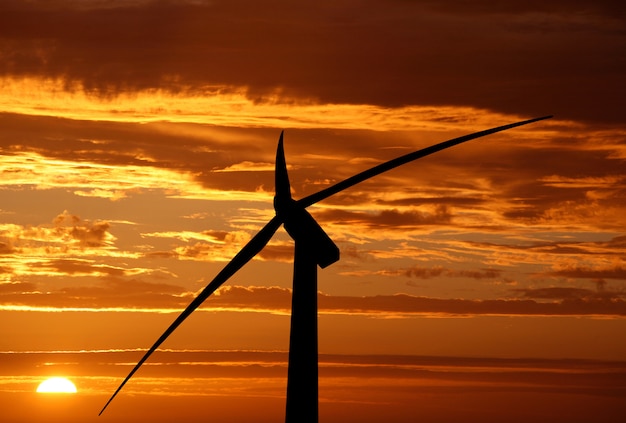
0,77 -> 513,132
0,150 -> 217,201
0,211 -> 115,254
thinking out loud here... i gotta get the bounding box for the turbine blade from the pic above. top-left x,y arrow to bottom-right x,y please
99,215 -> 283,416
298,115 -> 552,208
275,130 -> 291,203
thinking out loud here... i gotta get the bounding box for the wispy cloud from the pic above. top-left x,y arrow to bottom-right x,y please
3,284 -> 623,317
0,150 -> 213,200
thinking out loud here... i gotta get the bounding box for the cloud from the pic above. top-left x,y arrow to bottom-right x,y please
257,243 -> 295,263
141,228 -> 293,264
0,0 -> 623,123
450,234 -> 626,281
512,286 -> 626,315
515,287 -> 599,300
319,292 -> 626,317
212,161 -> 275,173
171,234 -> 254,262
53,210 -> 111,247
547,266 -> 626,280
1,110 -> 621,238
415,0 -> 626,16
396,265 -> 502,280
0,277 -> 191,311
2,281 -> 624,316
0,281 -> 37,294
0,212 -> 156,282
0,211 -> 115,254
0,145 -> 219,201
315,206 -> 452,230
142,230 -> 229,244
211,285 -> 291,311
28,259 -> 157,278
202,285 -> 626,317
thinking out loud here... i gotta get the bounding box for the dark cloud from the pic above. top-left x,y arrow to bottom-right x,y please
144,250 -> 179,259
393,265 -> 502,280
548,266 -> 626,280
455,268 -> 503,280
466,235 -> 626,263
403,266 -> 445,279
174,242 -> 213,259
606,235 -> 626,248
415,0 -> 626,17
0,0 -> 623,123
0,281 -> 37,294
257,244 -> 295,263
512,286 -> 626,316
516,286 -> 602,300
340,245 -> 371,261
315,205 -> 452,229
318,292 -> 626,316
0,242 -> 15,255
31,259 -> 127,277
381,196 -> 487,207
54,211 -> 111,247
0,277 -> 191,309
496,150 -> 626,226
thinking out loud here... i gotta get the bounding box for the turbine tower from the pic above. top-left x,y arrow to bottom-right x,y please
100,115 -> 552,422
275,133 -> 339,422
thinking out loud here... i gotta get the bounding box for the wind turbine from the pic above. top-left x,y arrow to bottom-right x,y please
99,115 -> 552,421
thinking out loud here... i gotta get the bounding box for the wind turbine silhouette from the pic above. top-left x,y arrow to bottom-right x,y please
99,115 -> 551,421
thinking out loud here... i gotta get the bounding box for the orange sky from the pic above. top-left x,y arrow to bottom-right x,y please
0,1 -> 625,422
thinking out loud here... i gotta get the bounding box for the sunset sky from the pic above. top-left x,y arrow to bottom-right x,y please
1,1 -> 625,422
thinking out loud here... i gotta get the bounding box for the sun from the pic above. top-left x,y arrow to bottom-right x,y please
36,377 -> 77,393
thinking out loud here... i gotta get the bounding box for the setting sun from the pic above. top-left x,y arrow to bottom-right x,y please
36,377 -> 77,394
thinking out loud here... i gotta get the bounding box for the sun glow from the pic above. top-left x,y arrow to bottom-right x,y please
36,377 -> 77,393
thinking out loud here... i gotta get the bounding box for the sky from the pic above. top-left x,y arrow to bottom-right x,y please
0,0 -> 625,422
